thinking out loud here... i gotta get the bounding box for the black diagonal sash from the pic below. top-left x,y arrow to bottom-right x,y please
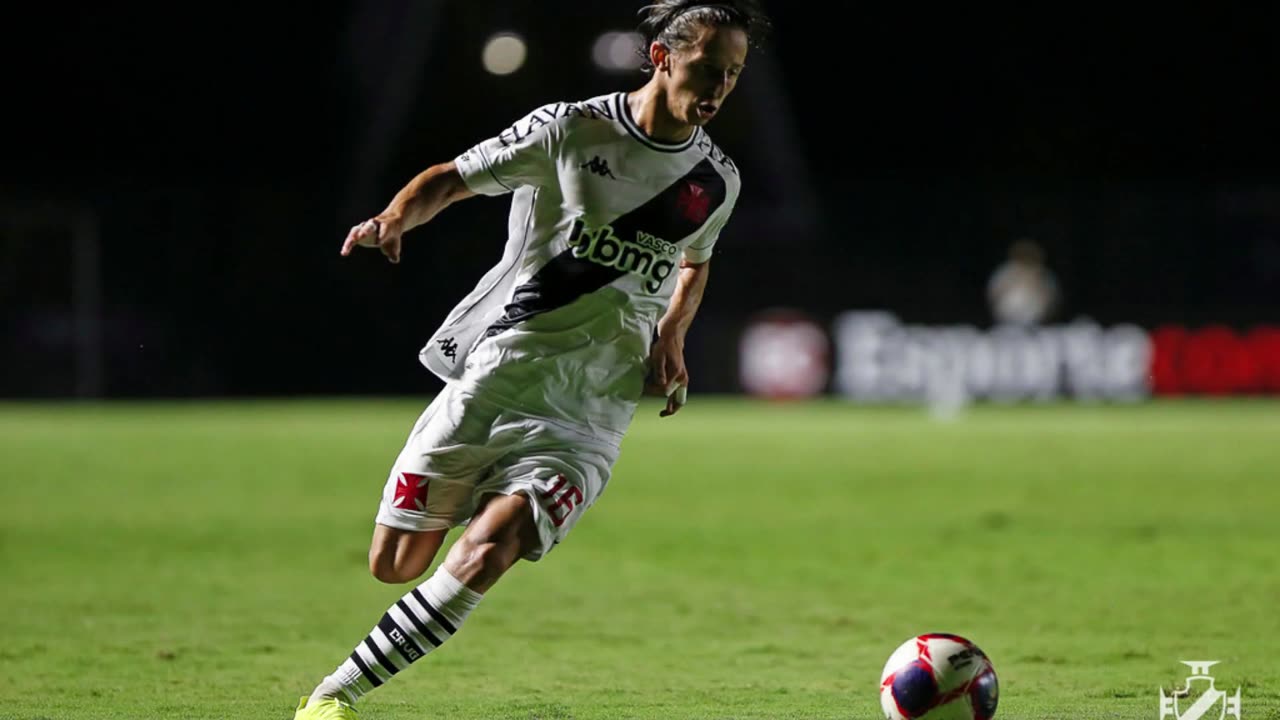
485,157 -> 727,338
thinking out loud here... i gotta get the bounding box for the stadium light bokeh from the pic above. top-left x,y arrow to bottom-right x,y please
591,31 -> 645,72
482,32 -> 527,76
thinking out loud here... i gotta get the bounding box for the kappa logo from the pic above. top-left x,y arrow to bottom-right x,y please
580,156 -> 616,179
392,472 -> 430,511
436,336 -> 458,361
1160,661 -> 1242,720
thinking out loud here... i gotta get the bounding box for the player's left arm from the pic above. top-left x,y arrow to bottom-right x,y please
649,258 -> 710,418
649,178 -> 737,417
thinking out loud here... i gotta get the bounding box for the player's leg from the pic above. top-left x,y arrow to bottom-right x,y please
296,429 -> 614,717
302,557 -> 487,708
293,386 -> 502,718
297,493 -> 539,717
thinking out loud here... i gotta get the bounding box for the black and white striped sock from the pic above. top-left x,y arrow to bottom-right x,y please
309,566 -> 483,705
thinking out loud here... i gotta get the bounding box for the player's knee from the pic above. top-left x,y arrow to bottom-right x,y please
446,537 -> 509,587
369,561 -> 410,585
367,525 -> 445,584
368,546 -> 420,584
445,495 -> 536,587
368,552 -> 402,584
446,528 -> 523,584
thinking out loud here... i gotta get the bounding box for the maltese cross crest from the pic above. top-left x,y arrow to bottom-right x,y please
1160,661 -> 1242,720
676,181 -> 710,224
392,472 -> 430,511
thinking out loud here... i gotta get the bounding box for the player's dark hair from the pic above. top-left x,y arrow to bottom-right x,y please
636,0 -> 772,73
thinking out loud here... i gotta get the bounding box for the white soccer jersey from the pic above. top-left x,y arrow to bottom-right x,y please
418,91 -> 741,439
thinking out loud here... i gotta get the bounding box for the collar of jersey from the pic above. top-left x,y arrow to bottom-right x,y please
615,92 -> 700,153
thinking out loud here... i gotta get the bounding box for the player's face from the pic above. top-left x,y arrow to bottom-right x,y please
664,25 -> 749,126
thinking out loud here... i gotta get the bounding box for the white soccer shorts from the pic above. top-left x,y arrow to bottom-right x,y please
375,382 -> 618,561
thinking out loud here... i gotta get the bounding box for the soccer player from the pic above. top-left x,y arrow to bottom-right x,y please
293,2 -> 770,717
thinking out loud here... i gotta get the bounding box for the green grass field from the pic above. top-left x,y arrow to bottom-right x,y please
2,397 -> 1279,720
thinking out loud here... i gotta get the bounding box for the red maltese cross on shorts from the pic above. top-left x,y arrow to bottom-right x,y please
392,472 -> 430,511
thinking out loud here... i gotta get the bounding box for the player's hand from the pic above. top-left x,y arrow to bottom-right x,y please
341,215 -> 404,264
646,334 -> 689,417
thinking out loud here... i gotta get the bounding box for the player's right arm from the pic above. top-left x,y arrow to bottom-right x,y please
343,103 -> 563,264
341,161 -> 476,264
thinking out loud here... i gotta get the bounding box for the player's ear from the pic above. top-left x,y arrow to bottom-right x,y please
650,41 -> 671,73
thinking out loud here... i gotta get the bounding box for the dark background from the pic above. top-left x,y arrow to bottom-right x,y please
3,2 -> 1278,397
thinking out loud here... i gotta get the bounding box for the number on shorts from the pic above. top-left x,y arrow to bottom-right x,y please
539,474 -> 583,528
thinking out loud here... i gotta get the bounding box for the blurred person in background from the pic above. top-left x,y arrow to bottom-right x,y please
290,1 -> 771,718
987,238 -> 1060,326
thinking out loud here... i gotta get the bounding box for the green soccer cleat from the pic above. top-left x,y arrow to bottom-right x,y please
293,696 -> 360,719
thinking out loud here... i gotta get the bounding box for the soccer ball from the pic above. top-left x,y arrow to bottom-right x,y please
879,633 -> 999,720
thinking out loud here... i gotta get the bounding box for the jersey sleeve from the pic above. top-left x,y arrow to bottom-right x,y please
454,105 -> 563,196
682,185 -> 738,264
